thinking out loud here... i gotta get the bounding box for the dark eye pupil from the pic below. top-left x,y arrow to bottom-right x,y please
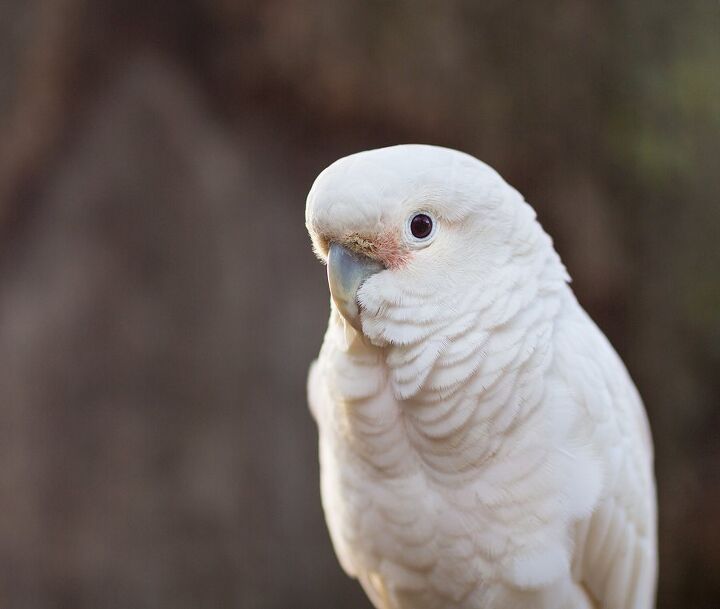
410,214 -> 433,239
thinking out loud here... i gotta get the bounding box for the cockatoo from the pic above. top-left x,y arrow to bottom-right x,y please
305,145 -> 656,609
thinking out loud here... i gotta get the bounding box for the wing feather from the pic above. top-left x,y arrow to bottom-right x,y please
561,308 -> 657,609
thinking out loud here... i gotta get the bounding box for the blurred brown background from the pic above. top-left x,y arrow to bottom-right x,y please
0,1 -> 718,608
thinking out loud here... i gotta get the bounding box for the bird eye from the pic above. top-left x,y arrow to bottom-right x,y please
409,213 -> 433,240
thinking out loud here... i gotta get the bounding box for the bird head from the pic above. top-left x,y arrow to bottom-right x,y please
306,145 -> 567,355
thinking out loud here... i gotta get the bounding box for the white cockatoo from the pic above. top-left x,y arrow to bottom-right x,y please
305,145 -> 656,609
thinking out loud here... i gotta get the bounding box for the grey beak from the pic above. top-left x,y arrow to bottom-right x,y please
327,243 -> 384,331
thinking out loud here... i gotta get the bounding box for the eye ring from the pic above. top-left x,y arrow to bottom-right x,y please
406,212 -> 436,244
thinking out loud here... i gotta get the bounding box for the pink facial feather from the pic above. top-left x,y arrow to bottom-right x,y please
342,231 -> 411,270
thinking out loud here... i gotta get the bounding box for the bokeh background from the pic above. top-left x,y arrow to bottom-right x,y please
0,1 -> 718,608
